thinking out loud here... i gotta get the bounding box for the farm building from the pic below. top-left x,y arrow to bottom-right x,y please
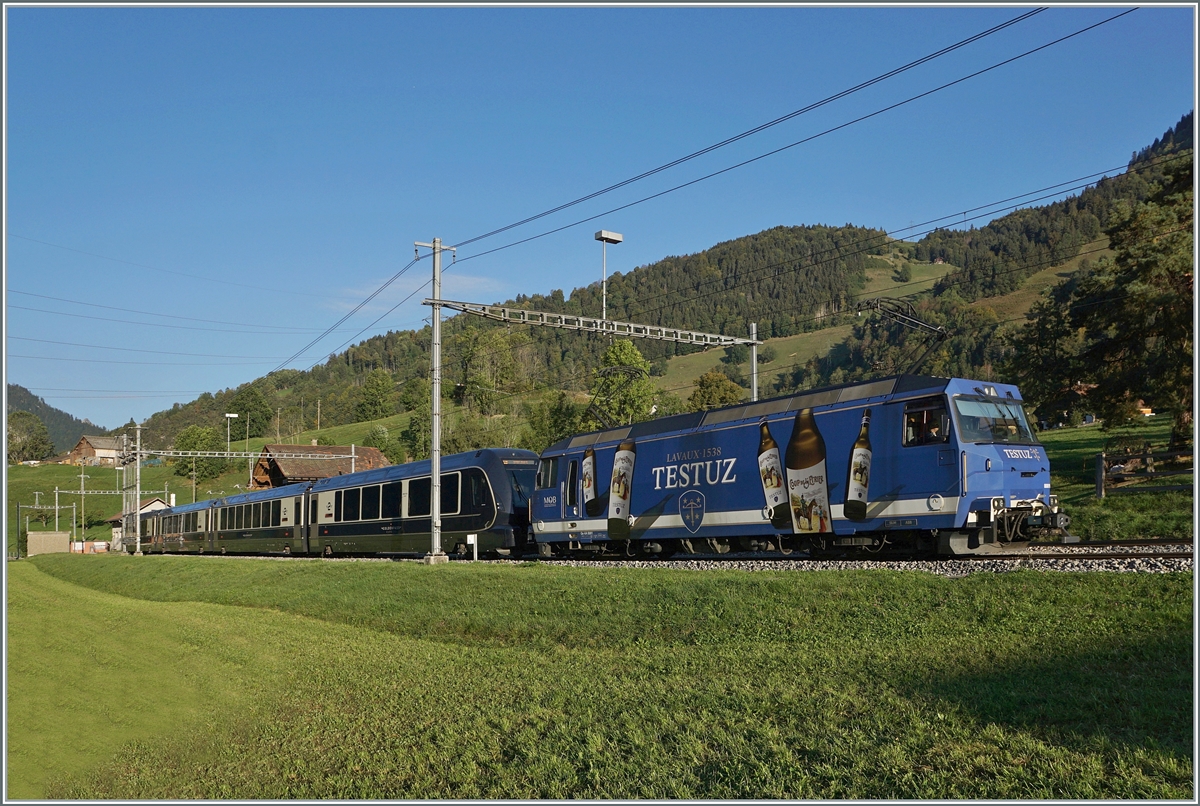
107,496 -> 172,548
67,435 -> 123,467
250,444 -> 388,489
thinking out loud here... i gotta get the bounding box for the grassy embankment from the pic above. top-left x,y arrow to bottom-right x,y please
8,554 -> 1193,799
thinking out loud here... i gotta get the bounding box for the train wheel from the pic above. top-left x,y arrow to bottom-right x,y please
705,538 -> 731,554
283,545 -> 291,556
323,544 -> 333,558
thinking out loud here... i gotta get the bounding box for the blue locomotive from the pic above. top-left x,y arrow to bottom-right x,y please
530,374 -> 1068,557
134,448 -> 538,558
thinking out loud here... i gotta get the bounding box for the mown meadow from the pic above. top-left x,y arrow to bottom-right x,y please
7,553 -> 1192,799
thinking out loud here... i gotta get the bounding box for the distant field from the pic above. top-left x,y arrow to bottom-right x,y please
10,555 -> 1193,799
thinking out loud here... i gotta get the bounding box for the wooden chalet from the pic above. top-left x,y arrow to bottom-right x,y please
68,435 -> 122,467
250,444 -> 389,489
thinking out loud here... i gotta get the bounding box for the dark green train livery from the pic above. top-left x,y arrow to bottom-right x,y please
134,448 -> 538,558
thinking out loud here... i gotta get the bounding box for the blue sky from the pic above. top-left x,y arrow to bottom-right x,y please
4,4 -> 1195,429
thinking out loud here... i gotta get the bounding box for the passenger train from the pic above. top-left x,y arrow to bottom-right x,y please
133,373 -> 1068,559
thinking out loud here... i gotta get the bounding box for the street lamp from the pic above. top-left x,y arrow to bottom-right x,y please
225,413 -> 238,454
595,230 -> 623,321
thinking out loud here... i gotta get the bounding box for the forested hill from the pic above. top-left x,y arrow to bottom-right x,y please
130,111 -> 1191,449
920,111 -> 1193,301
6,384 -> 102,453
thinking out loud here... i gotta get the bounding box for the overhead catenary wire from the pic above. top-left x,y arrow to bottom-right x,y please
444,7 -> 1137,268
448,7 -> 1049,250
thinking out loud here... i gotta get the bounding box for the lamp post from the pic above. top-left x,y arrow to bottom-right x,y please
225,413 -> 238,455
595,230 -> 623,321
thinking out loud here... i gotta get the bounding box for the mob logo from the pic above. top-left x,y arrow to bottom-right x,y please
679,490 -> 706,533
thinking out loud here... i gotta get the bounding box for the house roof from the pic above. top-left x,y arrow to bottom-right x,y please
105,497 -> 169,523
258,444 -> 389,480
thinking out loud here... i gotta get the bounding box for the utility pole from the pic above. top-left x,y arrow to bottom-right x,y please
54,487 -> 60,532
135,424 -> 143,555
750,322 -> 758,402
317,399 -> 321,432
78,468 -> 90,539
416,237 -> 454,564
276,408 -> 281,442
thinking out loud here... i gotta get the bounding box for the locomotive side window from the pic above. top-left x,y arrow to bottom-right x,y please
310,497 -> 318,525
344,488 -> 361,521
334,490 -> 343,522
464,468 -> 492,512
536,457 -> 558,490
408,477 -> 432,517
381,482 -> 402,519
272,499 -> 282,527
361,485 -> 381,520
903,398 -> 950,447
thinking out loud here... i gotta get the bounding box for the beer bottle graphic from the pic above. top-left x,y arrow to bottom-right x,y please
757,419 -> 788,527
784,407 -> 830,534
607,439 -> 636,539
844,408 -> 873,522
582,447 -> 600,517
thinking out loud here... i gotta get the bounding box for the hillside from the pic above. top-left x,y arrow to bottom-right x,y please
113,111 -> 1191,452
7,384 -> 104,453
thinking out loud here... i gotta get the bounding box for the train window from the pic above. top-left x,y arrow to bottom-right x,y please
566,461 -> 578,507
441,473 -> 460,516
235,506 -> 244,530
272,499 -> 282,527
536,457 -> 558,490
465,469 -> 492,512
408,477 -> 431,517
293,497 -> 301,526
334,490 -> 343,522
310,497 -> 318,525
361,485 -> 381,520
953,396 -> 1038,445
343,488 -> 361,521
252,503 -> 262,529
381,482 -> 402,519
903,399 -> 950,447
220,508 -> 227,530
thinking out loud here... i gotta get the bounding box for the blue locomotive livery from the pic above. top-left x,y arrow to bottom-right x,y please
531,374 -> 1067,557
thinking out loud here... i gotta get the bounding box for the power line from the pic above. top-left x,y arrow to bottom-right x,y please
7,289 -> 360,333
449,8 -> 1049,250
7,305 -> 353,336
9,336 -> 298,360
278,9 -> 1110,357
446,8 -> 1138,267
6,234 -> 353,301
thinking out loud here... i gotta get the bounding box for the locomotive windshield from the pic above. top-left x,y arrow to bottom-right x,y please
953,396 -> 1038,445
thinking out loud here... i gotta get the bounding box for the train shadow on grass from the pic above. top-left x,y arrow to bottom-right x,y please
897,628 -> 1194,757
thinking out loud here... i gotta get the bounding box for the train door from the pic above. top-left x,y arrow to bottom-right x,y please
562,458 -> 580,521
900,397 -> 959,502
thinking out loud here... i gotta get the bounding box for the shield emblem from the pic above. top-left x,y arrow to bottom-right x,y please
679,490 -> 705,534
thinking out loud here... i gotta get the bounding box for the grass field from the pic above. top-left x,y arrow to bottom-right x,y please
8,554 -> 1193,799
1037,416 -> 1193,542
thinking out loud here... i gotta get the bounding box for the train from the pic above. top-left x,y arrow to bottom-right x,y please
131,373 -> 1069,559
134,448 -> 538,558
